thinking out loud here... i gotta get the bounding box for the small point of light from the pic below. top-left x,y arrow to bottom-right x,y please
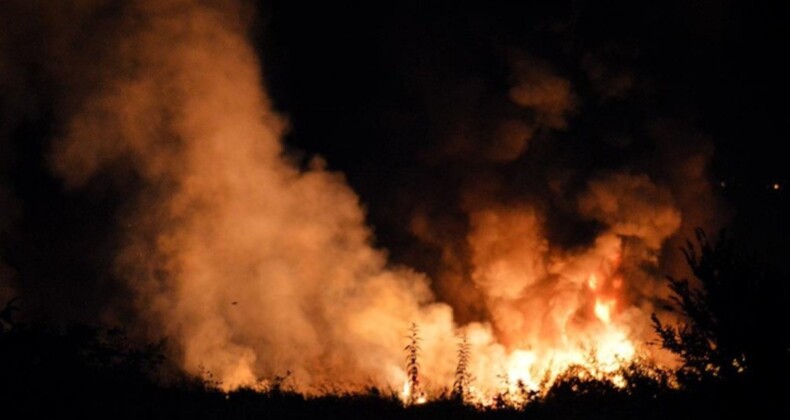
772,183 -> 781,191
719,181 -> 726,188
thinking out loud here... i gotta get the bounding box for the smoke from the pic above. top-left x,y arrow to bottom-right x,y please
1,0 -> 726,398
509,56 -> 576,131
396,25 -> 725,380
578,172 -> 681,250
6,0 -> 460,390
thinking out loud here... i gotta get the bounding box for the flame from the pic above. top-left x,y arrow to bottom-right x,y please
450,223 -> 645,405
401,382 -> 426,405
594,298 -> 614,324
29,0 -> 694,407
506,349 -> 539,390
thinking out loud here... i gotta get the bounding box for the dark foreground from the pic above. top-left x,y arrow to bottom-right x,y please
0,324 -> 786,420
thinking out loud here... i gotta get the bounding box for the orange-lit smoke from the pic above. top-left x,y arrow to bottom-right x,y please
45,0 -> 460,392
455,191 -> 678,398
10,0 -> 721,403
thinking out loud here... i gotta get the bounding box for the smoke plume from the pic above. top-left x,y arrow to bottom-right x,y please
19,0 -> 460,390
1,0 -> 725,399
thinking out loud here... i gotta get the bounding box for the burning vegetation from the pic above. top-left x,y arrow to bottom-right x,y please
1,1 -> 788,418
0,0 -> 725,394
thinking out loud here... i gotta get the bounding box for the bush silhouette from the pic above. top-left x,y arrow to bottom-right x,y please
652,229 -> 790,387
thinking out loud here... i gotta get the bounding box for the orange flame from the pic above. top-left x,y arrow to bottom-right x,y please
401,382 -> 427,405
39,0 -> 686,404
594,298 -> 615,324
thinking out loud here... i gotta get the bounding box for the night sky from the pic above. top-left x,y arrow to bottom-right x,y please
1,0 -> 789,325
260,1 -> 790,301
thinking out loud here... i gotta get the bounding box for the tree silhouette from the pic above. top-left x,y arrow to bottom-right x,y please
652,229 -> 790,386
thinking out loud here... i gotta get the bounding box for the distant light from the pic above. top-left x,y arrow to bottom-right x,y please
773,183 -> 781,191
719,181 -> 726,188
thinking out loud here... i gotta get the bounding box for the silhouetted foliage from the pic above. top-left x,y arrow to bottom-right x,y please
652,229 -> 739,382
452,332 -> 472,401
652,229 -> 790,389
0,320 -> 171,419
616,359 -> 673,398
404,322 -> 422,404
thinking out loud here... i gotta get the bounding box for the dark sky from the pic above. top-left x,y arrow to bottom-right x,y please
1,0 -> 789,323
258,1 -> 789,265
263,1 -> 790,181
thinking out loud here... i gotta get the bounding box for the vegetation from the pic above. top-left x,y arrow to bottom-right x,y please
652,230 -> 789,385
1,230 -> 787,418
452,333 -> 472,401
404,322 -> 423,404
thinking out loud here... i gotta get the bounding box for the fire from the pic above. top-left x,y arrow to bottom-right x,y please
401,382 -> 426,405
595,328 -> 636,366
589,272 -> 617,324
30,0 -> 692,406
506,349 -> 539,390
449,225 -> 645,406
594,298 -> 615,324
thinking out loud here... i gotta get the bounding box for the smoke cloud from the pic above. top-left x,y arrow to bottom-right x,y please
578,172 -> 681,249
1,0 -> 725,398
390,17 -> 726,387
21,0 -> 461,390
